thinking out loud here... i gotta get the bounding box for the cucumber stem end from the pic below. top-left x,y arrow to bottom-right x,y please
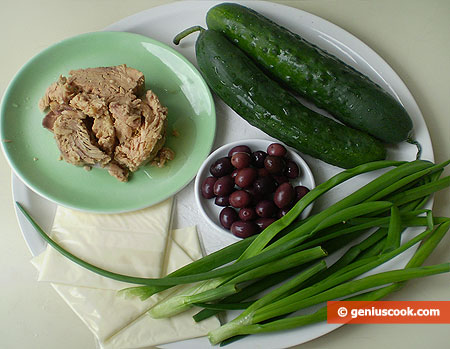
173,26 -> 205,45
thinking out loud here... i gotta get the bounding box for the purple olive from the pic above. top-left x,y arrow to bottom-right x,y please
285,160 -> 300,179
220,207 -> 238,229
253,176 -> 276,196
264,155 -> 285,175
229,190 -> 252,208
228,145 -> 251,157
231,152 -> 252,169
245,186 -> 265,204
273,175 -> 289,186
235,167 -> 258,188
213,175 -> 235,196
215,195 -> 230,206
267,143 -> 287,157
274,182 -> 295,208
239,207 -> 258,221
255,217 -> 277,231
251,150 -> 267,168
278,204 -> 294,218
210,157 -> 234,177
255,200 -> 278,218
257,168 -> 270,177
231,220 -> 259,238
294,185 -> 310,202
201,176 -> 217,199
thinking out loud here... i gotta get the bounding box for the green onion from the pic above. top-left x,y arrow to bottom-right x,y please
149,247 -> 326,318
366,159 -> 450,202
193,302 -> 254,311
261,161 -> 435,254
209,262 -> 449,344
382,205 -> 402,253
389,176 -> 450,206
251,227 -> 433,324
193,220 -> 389,322
218,219 -> 450,346
150,282 -> 238,319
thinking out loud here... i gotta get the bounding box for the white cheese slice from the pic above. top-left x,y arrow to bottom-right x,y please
38,197 -> 174,289
32,227 -> 219,345
32,200 -> 220,346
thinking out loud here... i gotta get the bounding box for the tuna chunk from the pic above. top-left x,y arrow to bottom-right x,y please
108,92 -> 143,144
114,90 -> 168,172
107,162 -> 129,182
38,76 -> 78,111
68,65 -> 145,101
39,64 -> 171,182
53,110 -> 111,166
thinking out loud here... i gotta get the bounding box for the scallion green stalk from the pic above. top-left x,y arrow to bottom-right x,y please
149,247 -> 326,318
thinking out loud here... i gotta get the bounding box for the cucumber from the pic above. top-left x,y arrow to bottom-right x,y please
206,3 -> 413,143
174,28 -> 386,168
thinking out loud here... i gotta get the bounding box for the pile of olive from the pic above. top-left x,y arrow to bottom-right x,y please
201,143 -> 310,238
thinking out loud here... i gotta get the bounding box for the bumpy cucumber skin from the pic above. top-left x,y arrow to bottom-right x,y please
195,29 -> 386,169
206,3 -> 413,143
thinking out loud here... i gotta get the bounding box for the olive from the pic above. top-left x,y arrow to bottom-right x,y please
245,186 -> 264,203
201,176 -> 217,199
213,175 -> 235,196
255,217 -> 277,231
253,176 -> 276,196
210,157 -> 233,177
231,168 -> 239,179
228,145 -> 251,157
264,155 -> 285,175
255,200 -> 278,218
215,195 -> 230,207
278,204 -> 294,218
229,190 -> 252,208
294,185 -> 310,202
231,220 -> 258,238
239,207 -> 258,221
267,143 -> 287,157
285,160 -> 300,179
219,207 -> 238,229
231,152 -> 252,169
235,167 -> 258,188
273,175 -> 289,186
251,150 -> 267,168
274,182 -> 295,208
257,168 -> 270,177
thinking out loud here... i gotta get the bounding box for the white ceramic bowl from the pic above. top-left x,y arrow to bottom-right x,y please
194,139 -> 316,239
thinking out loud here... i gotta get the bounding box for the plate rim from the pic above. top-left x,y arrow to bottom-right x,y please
1,30 -> 216,214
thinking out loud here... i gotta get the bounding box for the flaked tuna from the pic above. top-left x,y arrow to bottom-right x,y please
39,64 -> 170,182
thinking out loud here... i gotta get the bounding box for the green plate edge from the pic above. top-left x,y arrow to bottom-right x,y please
0,31 -> 216,213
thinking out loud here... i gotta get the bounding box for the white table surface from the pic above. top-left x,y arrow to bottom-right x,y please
0,1 -> 449,348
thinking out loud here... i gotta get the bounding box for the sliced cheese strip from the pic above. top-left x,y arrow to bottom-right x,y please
164,225 -> 203,275
38,197 -> 174,289
101,305 -> 219,349
171,226 -> 203,264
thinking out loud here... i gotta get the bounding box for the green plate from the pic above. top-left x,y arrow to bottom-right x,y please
0,31 -> 215,213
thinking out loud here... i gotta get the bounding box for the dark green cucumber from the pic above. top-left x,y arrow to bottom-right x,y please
206,3 -> 413,143
174,28 -> 386,168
